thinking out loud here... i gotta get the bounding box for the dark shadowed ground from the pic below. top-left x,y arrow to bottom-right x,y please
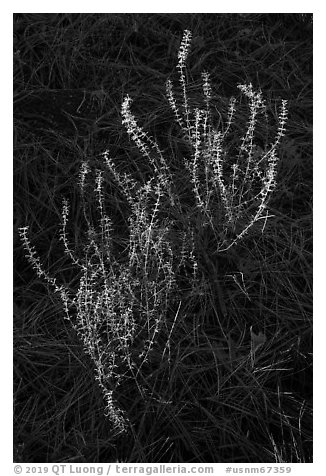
14,13 -> 312,463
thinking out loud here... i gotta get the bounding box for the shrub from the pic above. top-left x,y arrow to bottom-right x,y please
19,29 -> 288,434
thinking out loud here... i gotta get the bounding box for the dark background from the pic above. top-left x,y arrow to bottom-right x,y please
14,13 -> 312,463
